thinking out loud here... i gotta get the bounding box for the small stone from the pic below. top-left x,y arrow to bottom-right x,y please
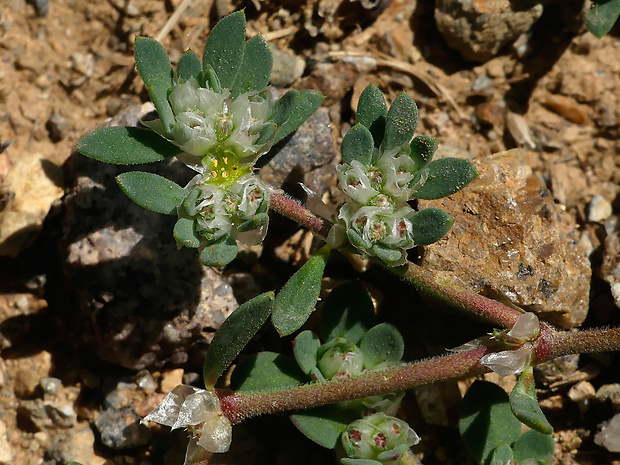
95,407 -> 152,449
595,384 -> 620,409
46,113 -> 70,142
31,0 -> 49,16
0,151 -> 64,256
14,369 -> 40,398
601,232 -> 620,310
270,47 -> 305,87
594,413 -> 620,452
588,195 -> 613,223
159,368 -> 184,394
534,354 -> 580,387
0,420 -> 14,464
134,370 -> 157,392
567,380 -> 596,412
49,422 -> 100,465
435,0 -> 543,62
542,93 -> 590,125
40,377 -> 62,395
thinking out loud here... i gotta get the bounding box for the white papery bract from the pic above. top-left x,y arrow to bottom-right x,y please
143,384 -> 232,464
337,161 -> 380,205
480,346 -> 533,377
144,77 -> 273,173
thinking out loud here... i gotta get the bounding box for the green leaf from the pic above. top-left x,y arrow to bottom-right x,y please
231,34 -> 272,97
76,127 -> 182,165
341,123 -> 375,166
489,443 -> 514,465
341,460 -> 382,465
256,122 -> 277,146
290,405 -> 354,449
231,352 -> 306,391
409,135 -> 437,170
271,90 -> 324,145
134,37 -> 175,135
410,207 -> 453,246
199,234 -> 238,267
509,367 -> 553,435
271,246 -> 330,336
203,292 -> 274,387
116,171 -> 186,214
177,50 -> 203,83
181,188 -> 201,216
202,11 -> 246,89
359,323 -> 404,369
356,84 -> 387,148
382,92 -> 418,153
459,381 -> 522,465
371,244 -> 402,265
173,217 -> 201,248
238,213 -> 269,233
512,430 -> 555,465
203,64 -> 221,92
293,330 -> 321,375
585,0 -> 620,38
412,157 -> 478,200
347,229 -> 371,250
321,281 -> 375,345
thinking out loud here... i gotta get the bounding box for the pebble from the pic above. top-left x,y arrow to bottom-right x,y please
434,0 -> 543,62
567,380 -> 596,412
270,47 -> 306,87
0,420 -> 13,465
14,369 -> 40,398
588,195 -> 613,223
46,113 -> 70,142
40,377 -> 62,395
534,354 -> 580,387
95,407 -> 152,449
594,412 -> 620,452
159,368 -> 184,394
48,422 -> 99,464
594,383 -> 620,410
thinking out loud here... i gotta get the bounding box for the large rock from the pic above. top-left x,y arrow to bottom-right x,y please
435,0 -> 543,62
62,104 -> 238,370
419,149 -> 591,328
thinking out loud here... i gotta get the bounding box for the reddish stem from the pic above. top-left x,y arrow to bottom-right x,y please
270,193 -> 332,238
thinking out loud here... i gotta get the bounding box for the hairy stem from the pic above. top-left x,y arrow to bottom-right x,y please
219,347 -> 490,424
270,193 -> 332,238
535,326 -> 620,363
390,262 -> 523,328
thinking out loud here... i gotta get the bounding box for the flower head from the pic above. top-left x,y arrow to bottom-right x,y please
143,385 -> 232,464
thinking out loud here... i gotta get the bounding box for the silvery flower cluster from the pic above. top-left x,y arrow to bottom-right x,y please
143,384 -> 232,465
333,150 -> 426,266
341,412 -> 420,465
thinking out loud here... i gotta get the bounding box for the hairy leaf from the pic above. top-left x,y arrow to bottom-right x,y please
203,292 -> 274,387
510,367 -> 553,435
202,11 -> 246,89
410,207 -> 453,246
585,0 -> 620,38
512,430 -> 555,464
173,217 -> 201,248
116,171 -> 186,214
409,135 -> 437,170
356,84 -> 387,148
459,381 -> 522,465
272,246 -> 330,336
382,92 -> 418,152
293,330 -> 321,375
177,50 -> 203,83
359,323 -> 404,368
232,352 -> 305,391
271,90 -> 324,145
341,123 -> 375,166
412,158 -> 478,200
199,234 -> 238,267
134,37 -> 175,134
321,281 -> 375,345
77,127 -> 181,165
231,34 -> 272,97
290,405 -> 355,449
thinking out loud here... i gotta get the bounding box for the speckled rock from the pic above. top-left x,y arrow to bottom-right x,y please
419,149 -> 591,328
62,104 -> 238,370
601,231 -> 620,310
94,406 -> 152,449
595,412 -> 620,452
435,0 -> 543,62
48,422 -> 102,465
534,355 -> 580,387
0,420 -> 13,465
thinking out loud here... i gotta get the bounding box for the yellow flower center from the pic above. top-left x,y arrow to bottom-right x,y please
203,147 -> 250,185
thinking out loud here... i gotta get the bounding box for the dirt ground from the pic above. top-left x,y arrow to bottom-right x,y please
0,0 -> 619,464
